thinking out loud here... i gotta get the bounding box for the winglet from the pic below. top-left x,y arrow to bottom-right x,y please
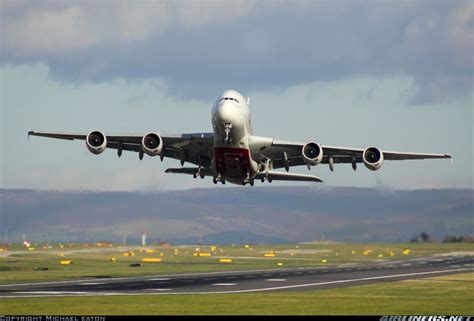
27,131 -> 34,141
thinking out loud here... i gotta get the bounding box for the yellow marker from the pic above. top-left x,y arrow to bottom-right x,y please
264,253 -> 275,257
244,245 -> 250,249
211,246 -> 217,251
160,252 -> 164,257
277,262 -> 283,267
389,252 -> 395,256
60,260 -> 73,265
403,249 -> 411,255
110,257 -> 116,263
28,247 -> 35,251
351,250 -> 356,254
146,249 -> 156,254
378,254 -> 383,258
123,252 -> 130,257
219,258 -> 232,263
198,253 -> 211,257
321,259 -> 327,263
142,258 -> 162,263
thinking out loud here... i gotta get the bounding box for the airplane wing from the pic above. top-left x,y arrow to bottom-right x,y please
252,138 -> 451,171
28,131 -> 215,168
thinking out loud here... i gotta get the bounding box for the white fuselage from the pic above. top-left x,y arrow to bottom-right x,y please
211,90 -> 259,184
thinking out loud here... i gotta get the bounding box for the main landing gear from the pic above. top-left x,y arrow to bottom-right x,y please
213,175 -> 226,185
241,172 -> 255,186
193,167 -> 205,179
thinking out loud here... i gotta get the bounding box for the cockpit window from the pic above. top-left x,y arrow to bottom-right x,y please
218,97 -> 239,104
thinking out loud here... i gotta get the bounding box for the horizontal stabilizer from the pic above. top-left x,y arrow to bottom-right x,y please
165,167 -> 215,177
255,171 -> 323,182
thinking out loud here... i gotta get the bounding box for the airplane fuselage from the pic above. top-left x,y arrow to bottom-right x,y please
211,90 -> 259,185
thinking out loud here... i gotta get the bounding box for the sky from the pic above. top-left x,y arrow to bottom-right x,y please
1,0 -> 472,191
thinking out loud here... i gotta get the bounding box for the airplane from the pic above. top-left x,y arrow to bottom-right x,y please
28,89 -> 452,186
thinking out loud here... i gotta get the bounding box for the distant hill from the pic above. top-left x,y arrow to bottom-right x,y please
0,186 -> 472,244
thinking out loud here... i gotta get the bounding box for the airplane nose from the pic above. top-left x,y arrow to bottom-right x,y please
217,102 -> 235,122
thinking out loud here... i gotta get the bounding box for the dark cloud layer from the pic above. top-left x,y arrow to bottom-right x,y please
1,1 -> 472,103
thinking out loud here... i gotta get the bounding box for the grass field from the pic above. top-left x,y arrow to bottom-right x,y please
2,272 -> 473,315
1,242 -> 473,284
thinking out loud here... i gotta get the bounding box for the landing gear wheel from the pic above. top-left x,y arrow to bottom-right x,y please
249,179 -> 254,187
261,177 -> 265,183
193,173 -> 197,179
213,177 -> 218,184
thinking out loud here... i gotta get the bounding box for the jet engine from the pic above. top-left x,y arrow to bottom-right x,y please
302,142 -> 323,166
86,130 -> 107,154
142,133 -> 163,156
363,147 -> 384,171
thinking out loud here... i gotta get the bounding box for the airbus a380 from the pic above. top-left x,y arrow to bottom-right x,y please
29,90 -> 451,186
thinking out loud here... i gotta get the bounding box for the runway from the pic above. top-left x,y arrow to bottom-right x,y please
1,254 -> 473,298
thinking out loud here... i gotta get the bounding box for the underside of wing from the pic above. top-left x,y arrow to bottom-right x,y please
249,136 -> 451,171
28,130 -> 215,168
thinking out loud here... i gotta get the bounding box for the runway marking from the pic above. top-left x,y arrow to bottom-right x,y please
295,272 -> 303,275
244,275 -> 256,278
147,289 -> 172,291
79,282 -> 104,286
265,279 -> 286,282
263,274 -> 272,277
0,267 -> 294,288
3,268 -> 472,298
14,291 -> 90,295
226,277 -> 238,279
149,278 -> 171,281
181,280 -> 194,283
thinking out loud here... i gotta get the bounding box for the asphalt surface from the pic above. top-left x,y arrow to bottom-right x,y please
1,255 -> 473,298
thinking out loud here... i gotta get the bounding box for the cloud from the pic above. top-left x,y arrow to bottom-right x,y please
1,0 -> 472,103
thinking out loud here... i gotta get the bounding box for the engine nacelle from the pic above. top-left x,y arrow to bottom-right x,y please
363,147 -> 384,171
302,142 -> 323,166
86,130 -> 107,155
142,133 -> 163,156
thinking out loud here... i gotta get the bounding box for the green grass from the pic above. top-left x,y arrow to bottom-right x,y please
1,242 -> 473,284
2,272 -> 473,315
